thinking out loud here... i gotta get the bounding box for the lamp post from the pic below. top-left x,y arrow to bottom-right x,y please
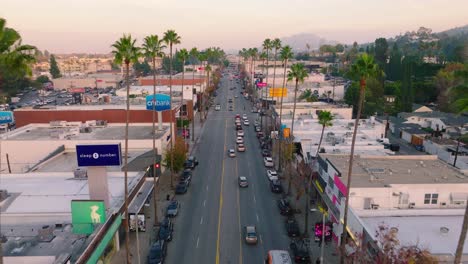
310,206 -> 327,263
383,95 -> 395,138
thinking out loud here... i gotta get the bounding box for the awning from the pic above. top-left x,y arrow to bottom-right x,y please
451,193 -> 467,202
128,180 -> 155,214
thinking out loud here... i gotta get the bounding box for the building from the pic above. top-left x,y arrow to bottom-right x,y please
275,102 -> 353,120
312,154 -> 468,262
52,72 -> 123,90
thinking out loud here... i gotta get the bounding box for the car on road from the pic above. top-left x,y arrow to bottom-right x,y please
264,157 -> 274,168
234,95 -> 238,98
175,181 -> 188,194
255,126 -> 261,132
267,170 -> 278,181
235,114 -> 241,119
228,98 -> 233,103
215,104 -> 221,111
237,130 -> 244,137
285,217 -> 300,237
243,120 -> 250,126
236,124 -> 242,130
181,169 -> 192,180
251,108 -> 258,113
237,143 -> 246,152
166,200 -> 180,217
147,240 -> 167,264
238,176 -> 248,187
157,218 -> 174,241
184,156 -> 199,169
229,106 -> 233,111
277,199 -> 293,216
228,148 -> 236,157
262,149 -> 271,157
289,239 -> 311,263
244,225 -> 258,244
270,179 -> 283,193
236,137 -> 244,144
242,114 -> 248,120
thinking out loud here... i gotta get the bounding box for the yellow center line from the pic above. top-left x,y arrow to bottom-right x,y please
236,158 -> 243,264
216,119 -> 227,264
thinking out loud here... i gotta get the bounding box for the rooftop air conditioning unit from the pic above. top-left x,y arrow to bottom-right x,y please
408,202 -> 416,209
37,225 -> 55,242
74,168 -> 88,179
371,204 -> 380,210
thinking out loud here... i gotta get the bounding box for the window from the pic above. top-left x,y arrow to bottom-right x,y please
327,176 -> 335,189
424,193 -> 438,204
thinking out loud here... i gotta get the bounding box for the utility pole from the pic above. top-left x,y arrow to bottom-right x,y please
453,136 -> 461,167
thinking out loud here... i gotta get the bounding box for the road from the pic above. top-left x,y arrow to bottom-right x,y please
167,69 -> 291,264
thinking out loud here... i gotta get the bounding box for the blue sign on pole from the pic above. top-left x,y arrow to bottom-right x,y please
76,144 -> 122,167
0,111 -> 14,124
146,94 -> 171,111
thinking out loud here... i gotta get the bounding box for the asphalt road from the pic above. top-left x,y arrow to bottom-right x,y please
167,70 -> 291,264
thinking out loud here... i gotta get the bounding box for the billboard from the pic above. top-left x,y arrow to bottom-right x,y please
71,200 -> 106,234
146,94 -> 171,111
283,128 -> 291,138
0,111 -> 14,124
76,144 -> 122,167
269,88 -> 287,97
129,214 -> 146,232
256,82 -> 267,87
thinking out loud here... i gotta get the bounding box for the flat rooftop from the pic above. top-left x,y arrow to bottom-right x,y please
274,102 -> 351,110
321,154 -> 468,187
4,124 -> 169,141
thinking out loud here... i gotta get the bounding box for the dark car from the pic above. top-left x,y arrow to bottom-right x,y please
158,218 -> 174,241
180,170 -> 192,184
147,240 -> 167,264
175,181 -> 188,194
262,149 -> 271,157
285,217 -> 300,237
290,239 -> 311,263
277,199 -> 293,216
184,156 -> 199,169
166,200 -> 180,217
270,179 -> 283,193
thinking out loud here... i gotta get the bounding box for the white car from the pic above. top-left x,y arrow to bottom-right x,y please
242,114 -> 248,120
237,143 -> 246,152
237,130 -> 245,137
228,149 -> 236,157
266,170 -> 278,181
243,120 -> 250,126
264,157 -> 274,167
255,126 -> 261,132
236,137 -> 244,144
215,104 -> 221,111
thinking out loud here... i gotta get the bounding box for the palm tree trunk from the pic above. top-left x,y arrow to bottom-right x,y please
272,50 -> 278,131
151,58 -> 159,226
455,199 -> 468,263
278,58 -> 288,173
169,44 -> 174,188
124,63 -> 131,264
291,79 -> 299,136
340,79 -> 366,263
264,51 -> 269,134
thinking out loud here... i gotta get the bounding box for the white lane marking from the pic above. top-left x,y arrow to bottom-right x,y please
256,214 -> 259,222
200,217 -> 204,225
206,186 -> 209,191
253,195 -> 256,203
203,200 -> 206,207
260,235 -> 263,245
196,237 -> 200,248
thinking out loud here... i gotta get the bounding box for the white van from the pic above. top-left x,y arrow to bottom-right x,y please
264,250 -> 292,264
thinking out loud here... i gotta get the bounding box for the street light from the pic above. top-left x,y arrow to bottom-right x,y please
383,95 -> 395,138
310,206 -> 327,264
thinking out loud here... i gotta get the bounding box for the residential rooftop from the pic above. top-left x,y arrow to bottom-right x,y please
320,154 -> 468,187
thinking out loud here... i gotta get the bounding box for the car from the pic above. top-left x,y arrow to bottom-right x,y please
262,149 -> 271,157
270,179 -> 283,193
157,218 -> 173,241
243,120 -> 250,126
237,143 -> 246,152
235,114 -> 241,119
175,181 -> 188,194
251,108 -> 258,113
215,104 -> 221,111
236,136 -> 244,144
184,156 -> 199,169
147,240 -> 167,264
229,106 -> 233,111
228,98 -> 233,103
234,95 -> 238,98
264,157 -> 274,167
166,200 -> 180,217
228,148 -> 236,157
256,132 -> 264,139
289,239 -> 311,263
238,176 -> 248,187
236,125 -> 242,131
242,114 -> 248,120
244,225 -> 258,244
277,199 -> 293,216
267,170 -> 278,181
237,130 -> 244,137
285,217 -> 300,237
255,126 -> 261,132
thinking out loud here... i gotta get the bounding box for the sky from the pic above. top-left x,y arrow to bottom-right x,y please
1,0 -> 467,54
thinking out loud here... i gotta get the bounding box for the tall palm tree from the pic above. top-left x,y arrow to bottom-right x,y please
189,47 -> 199,141
278,45 -> 293,173
142,34 -> 165,225
249,48 -> 258,99
177,48 -> 189,120
163,30 -> 181,188
271,38 -> 282,130
262,39 -> 272,132
198,52 -> 208,121
340,53 -> 380,264
111,34 -> 141,264
204,64 -> 212,120
286,63 -> 308,195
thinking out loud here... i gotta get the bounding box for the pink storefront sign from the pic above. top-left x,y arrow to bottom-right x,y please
334,175 -> 348,196
256,82 -> 267,87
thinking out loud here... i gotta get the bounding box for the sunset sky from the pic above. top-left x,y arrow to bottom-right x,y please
2,0 -> 467,53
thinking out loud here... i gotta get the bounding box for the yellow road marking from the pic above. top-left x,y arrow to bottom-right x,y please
216,119 -> 227,264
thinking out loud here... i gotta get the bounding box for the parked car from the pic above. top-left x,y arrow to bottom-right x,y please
264,157 -> 274,168
157,219 -> 173,241
243,120 -> 250,126
255,126 -> 261,132
238,176 -> 248,187
228,148 -> 236,157
166,200 -> 180,217
267,170 -> 279,181
290,239 -> 311,263
236,125 -> 242,130
244,225 -> 258,244
215,104 -> 221,111
285,217 -> 300,237
175,181 -> 188,194
237,143 -> 246,152
184,156 -> 199,169
236,137 -> 244,144
277,199 -> 293,216
257,131 -> 264,138
270,179 -> 283,193
262,149 -> 271,157
147,240 -> 167,264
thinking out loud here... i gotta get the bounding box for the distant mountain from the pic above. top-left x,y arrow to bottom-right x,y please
437,24 -> 468,37
280,33 -> 338,52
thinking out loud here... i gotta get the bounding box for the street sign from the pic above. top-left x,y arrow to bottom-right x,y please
269,88 -> 287,97
76,144 -> 122,167
0,111 -> 14,124
146,94 -> 171,111
256,82 -> 267,87
71,200 -> 106,234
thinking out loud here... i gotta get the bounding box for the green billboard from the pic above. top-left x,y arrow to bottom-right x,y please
71,200 -> 106,234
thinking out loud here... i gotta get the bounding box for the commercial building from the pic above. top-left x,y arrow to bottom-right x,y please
52,72 -> 123,90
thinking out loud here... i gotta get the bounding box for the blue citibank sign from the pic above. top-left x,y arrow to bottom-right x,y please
146,94 -> 171,111
0,111 -> 14,124
76,144 -> 122,167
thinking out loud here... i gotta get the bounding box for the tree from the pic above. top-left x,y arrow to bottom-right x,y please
163,29 -> 181,188
142,34 -> 165,225
177,48 -> 189,109
49,54 -> 61,78
262,38 -> 272,132
163,136 -> 187,174
287,63 -> 309,136
189,47 -> 199,141
36,75 -> 50,84
340,53 -> 380,264
374,38 -> 388,69
387,43 -> 402,81
133,60 -> 151,77
111,34 -> 140,263
401,57 -> 415,112
278,45 -> 294,172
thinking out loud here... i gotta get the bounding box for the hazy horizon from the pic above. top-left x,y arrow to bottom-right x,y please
2,0 -> 467,54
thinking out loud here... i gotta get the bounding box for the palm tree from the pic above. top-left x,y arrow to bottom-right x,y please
340,53 -> 380,264
278,45 -> 293,173
197,51 -> 208,121
205,64 -> 212,120
189,47 -> 199,141
271,38 -> 282,128
177,48 -> 189,121
111,34 -> 141,264
249,48 -> 258,99
262,39 -> 272,132
163,30 -> 181,188
142,34 -> 165,225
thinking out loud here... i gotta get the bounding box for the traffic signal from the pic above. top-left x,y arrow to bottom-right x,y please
149,162 -> 161,177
